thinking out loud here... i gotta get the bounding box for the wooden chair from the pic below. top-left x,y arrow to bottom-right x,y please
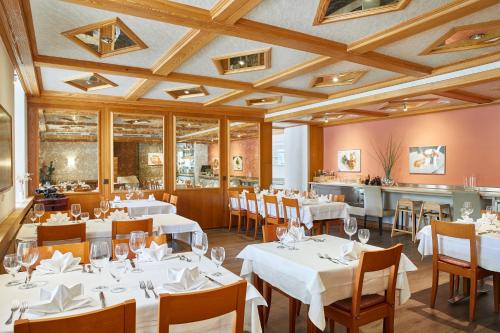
162,192 -> 171,203
112,235 -> 166,260
392,199 -> 422,242
246,192 -> 262,239
228,190 -> 247,233
37,223 -> 86,246
261,223 -> 301,333
282,197 -> 300,224
169,195 -> 178,206
14,299 -> 136,333
263,195 -> 283,225
325,244 -> 404,333
323,195 -> 346,237
34,241 -> 90,266
430,220 -> 499,321
480,210 -> 500,220
158,280 -> 247,333
39,210 -> 71,223
111,218 -> 153,239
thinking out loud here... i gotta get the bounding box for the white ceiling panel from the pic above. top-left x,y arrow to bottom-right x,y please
40,67 -> 137,96
176,35 -> 317,83
143,81 -> 233,103
169,0 -> 219,10
31,0 -> 190,68
226,93 -> 305,108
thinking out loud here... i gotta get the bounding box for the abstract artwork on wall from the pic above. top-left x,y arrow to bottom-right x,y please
0,105 -> 12,192
337,149 -> 361,172
232,155 -> 243,171
147,152 -> 163,166
409,145 -> 446,174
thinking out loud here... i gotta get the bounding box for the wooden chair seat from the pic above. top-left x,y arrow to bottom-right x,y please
438,255 -> 471,268
331,294 -> 386,313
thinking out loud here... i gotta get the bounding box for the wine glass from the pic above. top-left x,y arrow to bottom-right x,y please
276,226 -> 288,249
109,260 -> 127,293
3,254 -> 22,286
100,200 -> 110,219
17,240 -> 39,289
463,202 -> 473,219
94,208 -> 102,220
344,217 -> 358,241
71,204 -> 81,223
211,247 -> 225,276
90,241 -> 110,291
27,209 -> 37,226
358,229 -> 370,247
289,218 -> 301,250
34,204 -> 45,224
129,231 -> 146,273
80,212 -> 90,223
114,243 -> 129,262
191,232 -> 208,263
126,187 -> 133,200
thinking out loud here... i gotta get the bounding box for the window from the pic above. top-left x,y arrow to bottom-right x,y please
228,121 -> 260,188
112,113 -> 164,191
175,116 -> 219,189
38,109 -> 99,192
272,128 -> 285,187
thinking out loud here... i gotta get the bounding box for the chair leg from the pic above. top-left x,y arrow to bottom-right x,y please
228,213 -> 232,231
363,215 -> 367,228
329,320 -> 335,333
325,222 -> 330,235
494,273 -> 499,313
288,298 -> 297,333
449,274 -> 455,298
237,215 -> 241,233
245,216 -> 251,236
430,266 -> 439,308
297,302 -> 301,316
469,277 -> 477,321
264,283 -> 272,325
383,308 -> 395,333
379,217 -> 383,235
254,218 -> 259,240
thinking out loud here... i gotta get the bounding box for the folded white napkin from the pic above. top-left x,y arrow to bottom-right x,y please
36,251 -> 81,274
46,212 -> 70,224
162,267 -> 207,292
340,241 -> 362,261
109,210 -> 129,221
302,198 -> 319,205
318,195 -> 329,203
283,226 -> 305,244
148,194 -> 155,201
113,196 -> 121,203
28,284 -> 96,315
141,241 -> 172,261
457,217 -> 475,224
241,189 -> 249,194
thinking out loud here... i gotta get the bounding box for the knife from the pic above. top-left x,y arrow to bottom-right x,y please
202,273 -> 224,286
99,291 -> 106,308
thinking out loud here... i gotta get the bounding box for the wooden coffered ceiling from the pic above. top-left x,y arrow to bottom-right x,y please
0,0 -> 498,125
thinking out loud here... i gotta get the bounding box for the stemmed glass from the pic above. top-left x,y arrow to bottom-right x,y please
115,243 -> 129,262
276,226 -> 288,249
129,231 -> 146,273
71,204 -> 81,223
100,200 -> 110,219
358,229 -> 370,248
80,212 -> 90,223
192,232 -> 208,263
3,254 -> 22,286
211,247 -> 225,276
344,217 -> 358,241
126,187 -> 134,200
463,202 -> 474,219
34,204 -> 45,224
289,218 -> 301,250
109,260 -> 127,293
17,240 -> 39,289
90,241 -> 110,291
94,208 -> 102,221
27,209 -> 37,226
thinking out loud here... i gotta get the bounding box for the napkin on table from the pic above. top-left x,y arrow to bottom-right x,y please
109,209 -> 130,221
141,241 -> 172,261
283,226 -> 305,244
113,196 -> 121,203
29,284 -> 96,315
340,241 -> 363,261
36,250 -> 81,274
162,267 -> 207,292
46,212 -> 70,224
148,194 -> 155,201
456,217 -> 475,224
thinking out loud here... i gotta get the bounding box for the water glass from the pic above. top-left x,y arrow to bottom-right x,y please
289,218 -> 301,250
34,204 -> 45,224
115,243 -> 129,262
80,212 -> 90,223
17,240 -> 39,289
192,232 -> 208,263
358,229 -> 370,247
129,231 -> 146,273
71,204 -> 81,223
463,202 -> 474,218
90,241 -> 110,291
211,247 -> 225,276
3,254 -> 22,286
276,226 -> 288,249
100,200 -> 110,219
27,209 -> 37,225
94,208 -> 102,220
344,217 -> 358,241
109,260 -> 127,293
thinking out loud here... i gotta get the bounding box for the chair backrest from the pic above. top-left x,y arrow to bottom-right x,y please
112,235 -> 166,260
333,194 -> 345,202
351,244 -> 403,316
170,195 -> 178,206
39,210 -> 72,223
282,197 -> 300,222
109,207 -> 129,214
431,220 -> 476,267
37,223 -> 86,246
245,192 -> 258,214
480,210 -> 500,219
111,218 -> 153,239
34,241 -> 90,266
364,186 -> 383,217
262,223 -> 288,242
228,190 -> 242,211
263,195 -> 280,220
452,190 -> 481,220
158,280 -> 247,333
14,299 -> 136,333
162,192 -> 170,203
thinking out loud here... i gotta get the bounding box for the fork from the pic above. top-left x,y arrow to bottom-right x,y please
139,281 -> 150,299
324,253 -> 348,266
146,280 -> 158,299
18,301 -> 28,320
5,300 -> 19,325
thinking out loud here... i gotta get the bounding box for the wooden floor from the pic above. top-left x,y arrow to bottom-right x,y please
199,223 -> 500,333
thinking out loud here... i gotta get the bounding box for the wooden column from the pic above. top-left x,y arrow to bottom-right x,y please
260,121 -> 273,188
308,125 -> 324,181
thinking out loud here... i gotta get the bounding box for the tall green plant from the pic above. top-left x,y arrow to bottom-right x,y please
372,136 -> 402,179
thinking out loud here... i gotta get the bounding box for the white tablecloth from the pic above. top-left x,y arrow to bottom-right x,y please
0,253 -> 265,333
110,200 -> 176,217
416,224 -> 500,273
237,235 -> 417,330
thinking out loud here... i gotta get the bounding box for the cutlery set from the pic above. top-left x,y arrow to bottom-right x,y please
139,280 -> 159,299
81,264 -> 94,273
5,300 -> 28,325
317,253 -> 348,265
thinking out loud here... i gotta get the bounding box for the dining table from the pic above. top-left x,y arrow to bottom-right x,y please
110,200 -> 176,218
237,234 -> 417,331
0,253 -> 266,333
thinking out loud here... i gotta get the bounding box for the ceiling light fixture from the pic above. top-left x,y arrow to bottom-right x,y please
469,33 -> 486,41
238,60 -> 246,66
403,102 -> 408,112
86,75 -> 98,85
332,76 -> 339,83
184,90 -> 190,94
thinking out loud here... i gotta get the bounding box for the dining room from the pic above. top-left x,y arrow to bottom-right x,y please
0,0 -> 499,332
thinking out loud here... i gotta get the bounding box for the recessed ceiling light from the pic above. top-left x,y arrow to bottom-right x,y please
237,134 -> 241,138
403,102 -> 408,112
184,90 -> 190,94
323,117 -> 329,123
334,114 -> 344,119
438,100 -> 451,104
238,60 -> 246,66
469,33 -> 486,41
187,123 -> 191,127
332,76 -> 339,83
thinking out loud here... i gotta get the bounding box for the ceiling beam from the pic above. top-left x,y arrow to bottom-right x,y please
348,0 -> 499,54
339,109 -> 389,118
64,0 -> 433,77
204,90 -> 252,106
0,0 -> 40,96
435,89 -> 494,104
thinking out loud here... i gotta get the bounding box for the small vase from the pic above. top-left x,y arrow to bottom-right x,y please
382,175 -> 394,186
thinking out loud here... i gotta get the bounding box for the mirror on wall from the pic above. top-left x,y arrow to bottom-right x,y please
228,121 -> 260,188
112,113 -> 164,191
175,116 -> 220,189
38,109 -> 99,192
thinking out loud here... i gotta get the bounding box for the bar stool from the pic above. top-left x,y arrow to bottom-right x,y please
391,198 -> 422,242
418,201 -> 452,230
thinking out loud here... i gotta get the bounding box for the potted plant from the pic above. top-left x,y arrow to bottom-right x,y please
373,136 -> 402,186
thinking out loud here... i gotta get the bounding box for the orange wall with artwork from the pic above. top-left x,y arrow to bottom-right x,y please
323,105 -> 500,187
208,138 -> 260,178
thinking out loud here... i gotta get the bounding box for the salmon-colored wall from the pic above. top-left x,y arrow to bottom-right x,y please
207,139 -> 260,178
323,105 -> 500,187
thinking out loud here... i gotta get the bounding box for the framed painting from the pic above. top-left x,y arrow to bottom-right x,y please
232,155 -> 243,171
409,145 -> 446,174
337,149 -> 361,172
0,105 -> 12,192
147,152 -> 164,166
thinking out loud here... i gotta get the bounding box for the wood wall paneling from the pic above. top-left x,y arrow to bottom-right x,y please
308,125 -> 324,181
